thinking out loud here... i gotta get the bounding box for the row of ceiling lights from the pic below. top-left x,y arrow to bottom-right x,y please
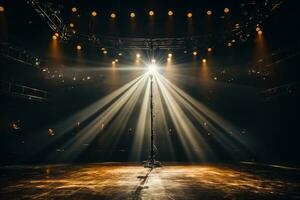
71,7 -> 230,18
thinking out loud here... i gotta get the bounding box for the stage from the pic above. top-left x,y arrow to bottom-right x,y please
0,163 -> 299,200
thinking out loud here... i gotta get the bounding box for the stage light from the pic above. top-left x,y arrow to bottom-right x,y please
149,10 -> 154,16
112,61 -> 116,65
202,59 -> 207,63
91,11 -> 97,17
103,50 -> 108,54
168,53 -> 172,58
193,51 -> 197,56
101,47 -> 105,51
52,35 -> 57,40
54,32 -> 59,37
0,6 -> 5,12
227,42 -> 232,47
224,8 -> 230,14
256,27 -> 260,32
130,12 -> 135,18
258,30 -> 263,35
151,59 -> 156,64
167,57 -> 171,62
71,7 -> 77,13
87,76 -> 91,80
110,13 -> 116,18
118,53 -> 123,56
69,23 -> 74,28
168,10 -> 173,16
148,64 -> 157,72
187,12 -> 193,18
76,45 -> 82,50
115,59 -> 119,62
136,53 -> 141,58
206,10 -> 212,16
207,47 -> 212,52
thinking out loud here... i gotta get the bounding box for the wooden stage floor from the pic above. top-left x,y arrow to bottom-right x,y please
0,163 -> 299,199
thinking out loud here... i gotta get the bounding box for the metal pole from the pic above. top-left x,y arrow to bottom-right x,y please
150,74 -> 154,163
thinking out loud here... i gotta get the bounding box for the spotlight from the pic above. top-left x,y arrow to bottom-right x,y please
258,30 -> 263,35
118,52 -> 123,56
54,32 -> 59,37
151,59 -> 156,63
69,23 -> 75,28
227,42 -> 232,47
130,12 -> 135,18
76,45 -> 82,50
168,10 -> 173,16
0,6 -> 5,12
207,47 -> 212,52
103,50 -> 108,54
256,27 -> 260,32
224,8 -> 230,14
136,53 -> 141,58
115,59 -> 119,62
168,53 -> 172,58
149,10 -> 154,16
91,11 -> 97,17
110,13 -> 116,18
52,35 -> 57,40
206,10 -> 212,16
148,64 -> 157,72
112,61 -> 116,65
101,47 -> 106,51
187,12 -> 193,18
192,51 -> 197,56
71,7 -> 77,13
167,57 -> 171,62
202,59 -> 207,63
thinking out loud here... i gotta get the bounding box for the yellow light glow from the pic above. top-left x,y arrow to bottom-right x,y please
0,6 -> 5,12
52,35 -> 57,40
91,11 -> 97,17
187,12 -> 193,18
103,50 -> 108,54
76,45 -> 82,50
71,7 -> 77,13
70,23 -> 74,28
256,27 -> 260,32
193,51 -> 197,56
168,53 -> 172,58
130,12 -> 135,18
149,10 -> 154,16
206,10 -> 212,16
168,11 -> 173,16
115,59 -> 118,62
112,61 -> 116,65
207,48 -> 212,52
258,30 -> 263,35
202,59 -> 207,63
54,32 -> 59,37
136,53 -> 141,58
224,8 -> 230,14
167,57 -> 171,62
111,13 -> 116,18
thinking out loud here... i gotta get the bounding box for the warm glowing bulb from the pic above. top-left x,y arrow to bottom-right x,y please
207,48 -> 212,52
91,11 -> 97,17
52,35 -> 57,40
256,27 -> 260,32
136,53 -> 141,58
187,12 -> 193,18
112,61 -> 116,64
71,7 -> 77,13
206,10 -> 212,16
151,59 -> 156,63
54,32 -> 59,37
167,57 -> 171,62
224,8 -> 230,14
168,53 -> 172,58
115,59 -> 118,62
258,30 -> 263,35
0,6 -> 5,12
149,10 -> 154,16
168,11 -> 173,16
110,13 -> 116,18
130,12 -> 135,18
103,50 -> 108,54
69,23 -> 74,28
76,45 -> 82,50
202,59 -> 207,63
193,51 -> 197,56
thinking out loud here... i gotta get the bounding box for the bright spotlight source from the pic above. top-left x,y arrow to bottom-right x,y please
224,8 -> 230,14
168,53 -> 172,58
0,6 -> 5,12
207,47 -> 212,52
148,64 -> 157,72
76,44 -> 82,50
202,59 -> 207,63
149,10 -> 154,16
151,59 -> 156,64
103,50 -> 108,54
227,42 -> 232,47
206,10 -> 212,16
54,32 -> 59,37
130,12 -> 135,18
256,27 -> 260,32
136,53 -> 141,58
71,7 -> 77,13
69,23 -> 75,28
168,10 -> 173,16
52,35 -> 57,40
192,51 -> 197,56
110,13 -> 116,18
167,57 -> 171,62
91,11 -> 97,17
112,61 -> 116,65
187,12 -> 193,18
258,30 -> 263,35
